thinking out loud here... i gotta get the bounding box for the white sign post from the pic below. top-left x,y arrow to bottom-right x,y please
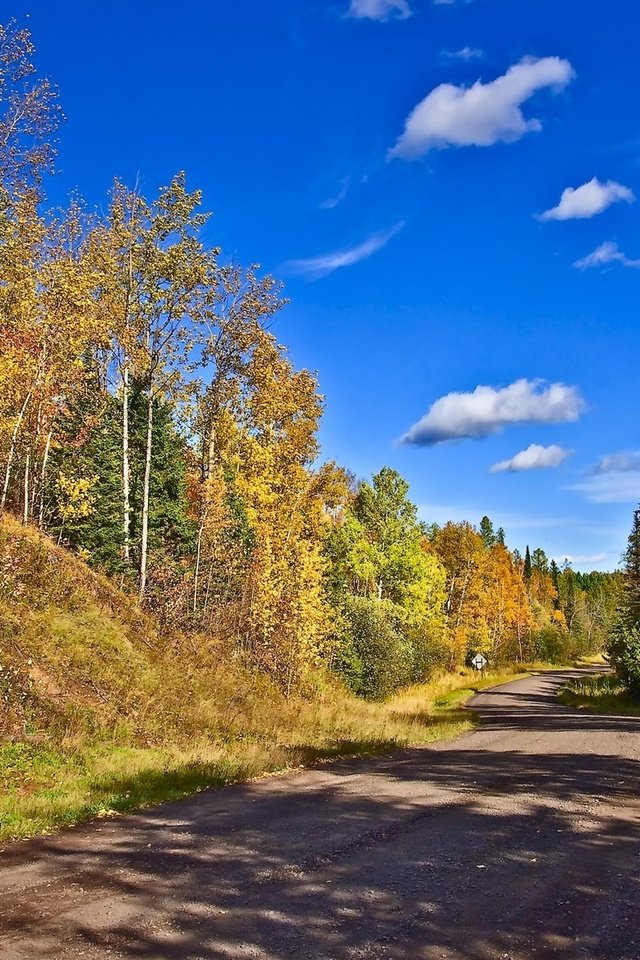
472,654 -> 487,673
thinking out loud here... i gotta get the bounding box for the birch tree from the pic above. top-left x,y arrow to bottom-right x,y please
100,173 -> 216,597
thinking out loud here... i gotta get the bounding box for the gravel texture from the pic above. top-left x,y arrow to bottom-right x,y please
1,668 -> 639,959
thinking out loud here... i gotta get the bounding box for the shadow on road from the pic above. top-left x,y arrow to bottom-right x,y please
1,670 -> 639,960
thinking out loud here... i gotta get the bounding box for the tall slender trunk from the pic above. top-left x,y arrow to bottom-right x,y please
139,388 -> 153,600
38,428 -> 53,529
1,390 -> 32,511
193,428 -> 216,614
122,198 -> 138,566
193,527 -> 203,615
23,450 -> 30,525
31,401 -> 43,518
203,561 -> 214,617
122,362 -> 131,563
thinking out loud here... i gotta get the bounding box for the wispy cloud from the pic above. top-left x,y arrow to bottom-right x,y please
388,56 -> 574,160
569,451 -> 640,503
419,503 -> 575,531
539,178 -> 634,221
592,451 -> 640,475
283,222 -> 404,280
554,552 -> 609,567
574,241 -> 640,270
320,177 -> 350,210
400,379 -> 585,447
569,473 -> 640,504
442,46 -> 484,61
346,0 -> 412,21
490,443 -> 572,473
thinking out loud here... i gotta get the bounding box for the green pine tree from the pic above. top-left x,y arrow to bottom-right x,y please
479,516 -> 496,549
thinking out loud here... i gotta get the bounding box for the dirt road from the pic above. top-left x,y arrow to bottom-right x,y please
1,669 -> 639,960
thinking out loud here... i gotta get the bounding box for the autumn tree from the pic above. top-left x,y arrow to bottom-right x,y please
432,521 -> 487,665
96,174 -> 217,596
325,468 -> 447,696
0,19 -> 60,195
0,198 -> 105,525
232,329 -> 347,690
190,264 -> 284,617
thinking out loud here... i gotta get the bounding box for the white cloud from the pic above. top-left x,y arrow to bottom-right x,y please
574,241 -> 640,270
443,46 -> 484,61
419,503 -> 571,530
400,379 -> 585,447
569,473 -> 640,504
283,222 -> 404,280
592,451 -> 640,474
568,451 -> 640,503
554,552 -> 609,566
346,0 -> 412,20
320,177 -> 350,210
388,56 -> 574,160
539,178 -> 634,221
490,443 -> 572,473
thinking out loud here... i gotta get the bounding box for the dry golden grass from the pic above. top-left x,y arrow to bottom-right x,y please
0,517 -> 533,844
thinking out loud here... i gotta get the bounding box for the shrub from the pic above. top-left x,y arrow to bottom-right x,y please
607,621 -> 640,698
333,597 -> 413,700
530,626 -> 571,664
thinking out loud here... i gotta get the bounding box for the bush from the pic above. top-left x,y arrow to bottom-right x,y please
333,597 -> 413,700
410,626 -> 450,682
607,621 -> 640,698
530,626 -> 572,664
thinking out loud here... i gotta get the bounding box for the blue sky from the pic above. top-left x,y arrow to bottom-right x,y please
15,0 -> 640,569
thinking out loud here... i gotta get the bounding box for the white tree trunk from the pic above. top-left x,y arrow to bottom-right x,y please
38,428 -> 52,528
139,389 -> 153,600
122,362 -> 131,563
1,390 -> 32,511
23,449 -> 30,525
193,429 -> 216,614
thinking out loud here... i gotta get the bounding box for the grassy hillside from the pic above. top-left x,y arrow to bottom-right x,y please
0,517 -> 522,843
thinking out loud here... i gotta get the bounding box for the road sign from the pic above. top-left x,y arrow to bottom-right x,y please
472,654 -> 487,671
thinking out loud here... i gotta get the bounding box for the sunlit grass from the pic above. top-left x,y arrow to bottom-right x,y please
1,516 -> 568,845
0,666 -> 533,844
559,672 -> 640,716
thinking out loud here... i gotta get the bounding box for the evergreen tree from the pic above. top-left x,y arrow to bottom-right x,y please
496,527 -> 506,547
128,384 -> 195,569
623,507 -> 640,626
531,548 -> 549,574
51,395 -> 126,571
608,507 -> 640,698
479,516 -> 496,548
550,559 -> 560,608
523,546 -> 532,580
51,385 -> 195,575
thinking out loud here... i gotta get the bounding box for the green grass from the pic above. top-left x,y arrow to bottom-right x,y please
0,517 -> 569,845
0,666 -> 534,845
559,672 -> 640,715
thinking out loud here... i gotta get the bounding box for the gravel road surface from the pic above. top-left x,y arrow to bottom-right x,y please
1,669 -> 639,960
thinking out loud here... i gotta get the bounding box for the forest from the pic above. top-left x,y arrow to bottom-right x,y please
0,20 -> 623,704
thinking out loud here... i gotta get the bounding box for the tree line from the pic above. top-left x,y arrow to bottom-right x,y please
0,21 -> 621,698
608,507 -> 640,698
